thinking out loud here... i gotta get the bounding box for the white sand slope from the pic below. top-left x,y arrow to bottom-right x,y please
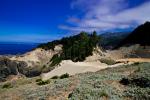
41,60 -> 107,80
41,60 -> 128,80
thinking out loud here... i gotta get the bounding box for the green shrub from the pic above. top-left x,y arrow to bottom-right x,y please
51,74 -> 69,79
120,77 -> 150,88
100,58 -> 116,65
36,78 -> 42,82
120,78 -> 130,85
133,62 -> 140,65
51,76 -> 59,79
2,83 -> 13,89
41,65 -> 55,73
60,73 -> 69,79
42,65 -> 47,70
36,80 -> 50,85
50,54 -> 62,67
68,92 -> 73,98
99,90 -> 109,98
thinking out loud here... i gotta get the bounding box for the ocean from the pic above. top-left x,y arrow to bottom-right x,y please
0,42 -> 39,55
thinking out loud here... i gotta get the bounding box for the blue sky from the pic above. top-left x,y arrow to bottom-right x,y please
0,0 -> 150,43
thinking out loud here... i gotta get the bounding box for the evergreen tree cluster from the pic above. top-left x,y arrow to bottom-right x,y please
38,31 -> 100,66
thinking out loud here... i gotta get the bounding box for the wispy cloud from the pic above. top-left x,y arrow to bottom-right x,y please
60,0 -> 150,32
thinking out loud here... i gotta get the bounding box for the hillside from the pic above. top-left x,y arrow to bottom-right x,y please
0,62 -> 149,99
110,22 -> 150,59
100,32 -> 130,49
117,22 -> 150,47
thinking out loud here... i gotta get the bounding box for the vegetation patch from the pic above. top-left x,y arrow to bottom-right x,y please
36,78 -> 42,82
51,73 -> 69,80
120,77 -> 150,88
99,90 -> 109,98
50,54 -> 62,67
100,58 -> 116,65
133,62 -> 140,65
60,73 -> 69,79
51,75 -> 59,79
120,63 -> 150,88
2,83 -> 13,89
0,62 -> 150,99
36,79 -> 50,85
124,87 -> 150,99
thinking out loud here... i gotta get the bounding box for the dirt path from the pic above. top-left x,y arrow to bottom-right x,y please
117,58 -> 150,62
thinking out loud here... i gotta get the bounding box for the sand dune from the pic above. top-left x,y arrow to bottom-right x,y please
41,60 -> 106,80
41,60 -> 129,80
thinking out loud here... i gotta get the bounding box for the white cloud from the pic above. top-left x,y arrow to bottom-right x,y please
60,0 -> 150,32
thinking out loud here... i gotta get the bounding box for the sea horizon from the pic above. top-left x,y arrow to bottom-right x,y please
0,42 -> 39,55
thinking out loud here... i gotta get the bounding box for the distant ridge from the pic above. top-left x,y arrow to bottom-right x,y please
116,21 -> 150,48
100,32 -> 130,49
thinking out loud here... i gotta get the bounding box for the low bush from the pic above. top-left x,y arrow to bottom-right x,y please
133,62 -> 140,65
68,92 -> 73,98
36,80 -> 50,85
50,54 -> 62,67
36,78 -> 42,82
2,83 -> 13,89
120,77 -> 150,88
100,58 -> 116,65
99,90 -> 109,98
60,73 -> 69,79
51,76 -> 59,79
120,78 -> 130,85
51,73 -> 69,79
131,77 -> 150,88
